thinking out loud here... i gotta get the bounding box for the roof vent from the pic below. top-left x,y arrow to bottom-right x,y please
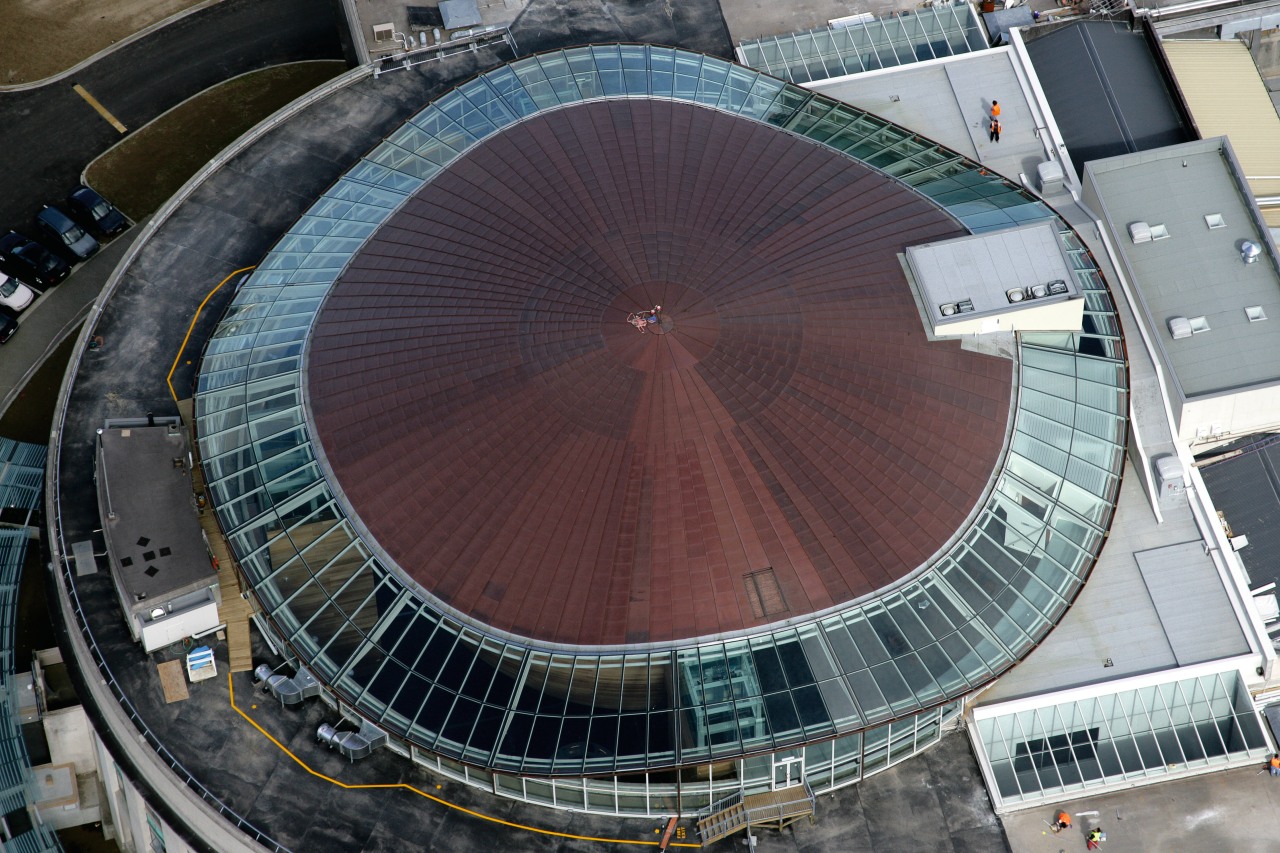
1129,222 -> 1152,244
1047,280 -> 1069,295
1246,306 -> 1267,322
1029,284 -> 1049,299
1241,241 -> 1261,264
1149,223 -> 1170,241
1169,316 -> 1192,339
1188,316 -> 1210,334
1205,213 -> 1225,230
1006,288 -> 1025,303
939,299 -> 974,317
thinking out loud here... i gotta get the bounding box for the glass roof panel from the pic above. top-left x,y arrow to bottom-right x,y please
195,46 -> 1127,777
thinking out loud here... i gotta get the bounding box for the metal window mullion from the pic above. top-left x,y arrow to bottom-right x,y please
1090,693 -> 1128,783
1008,711 -> 1036,798
1164,681 -> 1194,766
1190,676 -> 1226,761
880,19 -> 908,66
1135,687 -> 1169,774
1038,706 -> 1069,793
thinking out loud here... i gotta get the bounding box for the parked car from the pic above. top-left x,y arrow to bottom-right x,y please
35,205 -> 99,261
66,185 -> 127,238
0,232 -> 69,287
0,273 -> 34,313
0,308 -> 18,344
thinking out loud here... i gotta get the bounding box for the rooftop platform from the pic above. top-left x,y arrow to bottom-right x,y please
96,421 -> 214,608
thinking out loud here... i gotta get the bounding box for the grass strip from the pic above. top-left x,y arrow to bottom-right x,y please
86,61 -> 346,219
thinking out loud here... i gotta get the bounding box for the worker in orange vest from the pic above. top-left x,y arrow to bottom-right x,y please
991,99 -> 1001,119
1052,810 -> 1072,833
1269,753 -> 1280,776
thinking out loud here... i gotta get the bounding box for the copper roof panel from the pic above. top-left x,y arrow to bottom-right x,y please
308,99 -> 1012,645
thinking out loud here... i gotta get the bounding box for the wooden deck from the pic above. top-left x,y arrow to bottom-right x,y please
179,398 -> 254,673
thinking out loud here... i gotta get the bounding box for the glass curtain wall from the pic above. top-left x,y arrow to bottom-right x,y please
737,2 -> 986,85
194,45 -> 1128,797
975,668 -> 1269,809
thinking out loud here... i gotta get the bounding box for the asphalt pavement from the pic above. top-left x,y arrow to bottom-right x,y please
0,0 -> 347,232
0,223 -> 144,421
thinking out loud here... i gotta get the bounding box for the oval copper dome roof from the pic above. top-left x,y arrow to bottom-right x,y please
306,98 -> 1013,646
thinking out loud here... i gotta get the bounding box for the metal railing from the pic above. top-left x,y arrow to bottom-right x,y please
47,527 -> 289,851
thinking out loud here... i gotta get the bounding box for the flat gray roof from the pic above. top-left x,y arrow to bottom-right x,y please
1084,138 -> 1280,398
981,459 -> 1248,704
97,422 -> 214,608
906,221 -> 1078,325
808,49 -> 1050,187
1135,541 -> 1250,666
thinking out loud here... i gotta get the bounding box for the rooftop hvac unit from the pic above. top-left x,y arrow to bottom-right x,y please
1242,241 -> 1261,264
1037,160 -> 1065,193
1154,455 -> 1185,504
254,663 -> 322,705
317,719 -> 388,761
1129,221 -> 1152,244
1047,280 -> 1069,295
1168,316 -> 1192,340
939,299 -> 974,317
1029,284 -> 1049,299
1006,288 -> 1024,303
829,12 -> 876,27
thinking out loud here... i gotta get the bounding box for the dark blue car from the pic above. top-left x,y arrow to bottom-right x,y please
0,231 -> 70,288
35,205 -> 100,261
66,185 -> 128,238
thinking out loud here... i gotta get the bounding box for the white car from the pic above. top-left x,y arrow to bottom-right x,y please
0,272 -> 34,312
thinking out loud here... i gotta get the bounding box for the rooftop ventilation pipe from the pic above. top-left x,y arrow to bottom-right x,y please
316,719 -> 389,761
254,663 -> 322,705
1168,317 -> 1192,340
1241,241 -> 1261,264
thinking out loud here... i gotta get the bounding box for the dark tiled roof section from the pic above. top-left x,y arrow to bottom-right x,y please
307,99 -> 1013,645
1200,438 -> 1280,590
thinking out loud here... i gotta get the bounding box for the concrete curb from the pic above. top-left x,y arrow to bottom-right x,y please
0,0 -> 225,92
80,59 -> 352,188
80,61 -> 370,271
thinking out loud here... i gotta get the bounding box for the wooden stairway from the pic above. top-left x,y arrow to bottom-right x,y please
696,784 -> 815,845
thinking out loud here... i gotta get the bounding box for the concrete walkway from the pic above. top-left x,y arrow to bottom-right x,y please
1003,763 -> 1280,853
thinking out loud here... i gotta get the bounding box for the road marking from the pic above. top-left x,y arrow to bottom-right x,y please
72,84 -> 127,133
